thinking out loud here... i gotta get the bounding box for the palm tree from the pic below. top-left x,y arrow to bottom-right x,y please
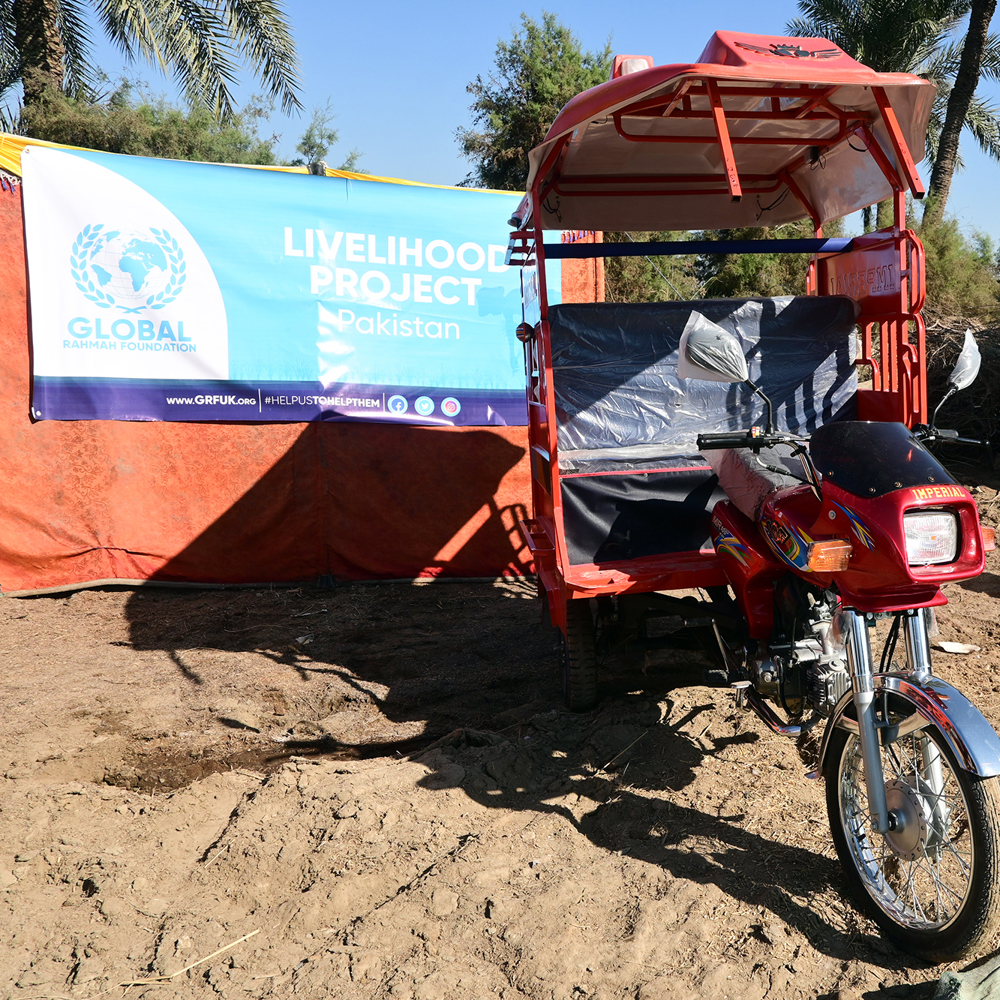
788,0 -> 1000,224
1,0 -> 301,121
926,0 -> 998,223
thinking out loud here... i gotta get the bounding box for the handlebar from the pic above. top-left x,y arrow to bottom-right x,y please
697,431 -> 800,452
913,424 -> 989,448
697,432 -> 757,450
697,428 -> 822,498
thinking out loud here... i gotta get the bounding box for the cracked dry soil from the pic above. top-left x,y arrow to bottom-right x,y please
5,486 -> 1000,999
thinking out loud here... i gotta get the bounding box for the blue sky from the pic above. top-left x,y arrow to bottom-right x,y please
81,0 -> 1000,239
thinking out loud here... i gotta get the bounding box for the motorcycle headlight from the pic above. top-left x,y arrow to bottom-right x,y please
904,511 -> 958,565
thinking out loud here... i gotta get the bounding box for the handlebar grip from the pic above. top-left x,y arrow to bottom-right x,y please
697,432 -> 754,450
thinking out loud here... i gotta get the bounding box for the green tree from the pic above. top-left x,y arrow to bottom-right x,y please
788,0 -> 1000,225
1,0 -> 300,120
16,81 -> 280,162
14,81 -> 360,170
695,219 -> 846,298
914,214 -> 1000,320
456,12 -> 611,190
286,102 -> 363,172
602,233 -> 701,303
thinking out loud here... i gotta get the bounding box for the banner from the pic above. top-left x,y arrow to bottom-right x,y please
21,146 -> 556,425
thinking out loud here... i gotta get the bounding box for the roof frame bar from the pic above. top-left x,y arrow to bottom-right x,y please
781,169 -> 821,229
551,181 -> 784,199
706,79 -> 741,201
854,122 -> 905,198
610,126 -> 854,146
544,237 -> 854,258
872,86 -> 925,198
659,79 -> 693,118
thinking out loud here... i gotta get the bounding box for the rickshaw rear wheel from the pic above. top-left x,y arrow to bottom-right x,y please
562,599 -> 598,711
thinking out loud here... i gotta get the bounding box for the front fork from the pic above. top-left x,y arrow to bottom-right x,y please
843,608 -> 945,835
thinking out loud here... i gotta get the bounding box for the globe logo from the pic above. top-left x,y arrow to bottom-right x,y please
70,223 -> 186,312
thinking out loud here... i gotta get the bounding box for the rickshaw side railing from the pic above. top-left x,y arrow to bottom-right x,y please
812,225 -> 927,426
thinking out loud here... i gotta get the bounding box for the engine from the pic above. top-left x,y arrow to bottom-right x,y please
753,582 -> 851,718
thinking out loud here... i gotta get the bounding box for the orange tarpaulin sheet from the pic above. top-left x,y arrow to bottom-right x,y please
0,180 -> 538,592
0,182 -> 600,593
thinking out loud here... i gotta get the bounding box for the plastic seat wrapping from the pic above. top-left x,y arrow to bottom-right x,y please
549,295 -> 858,471
705,445 -> 807,521
548,296 -> 855,565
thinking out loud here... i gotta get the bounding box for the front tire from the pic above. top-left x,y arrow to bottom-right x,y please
826,719 -> 1000,961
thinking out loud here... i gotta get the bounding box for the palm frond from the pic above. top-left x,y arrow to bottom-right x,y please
978,31 -> 1000,82
53,0 -> 94,97
788,0 -> 969,72
963,93 -> 1000,161
93,0 -> 168,68
924,96 -> 956,167
92,0 -> 299,120
0,0 -> 16,88
923,32 -> 1000,83
221,0 -> 300,115
922,38 -> 963,80
156,0 -> 242,118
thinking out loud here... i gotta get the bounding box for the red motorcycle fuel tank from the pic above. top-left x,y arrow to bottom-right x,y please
712,484 -> 823,639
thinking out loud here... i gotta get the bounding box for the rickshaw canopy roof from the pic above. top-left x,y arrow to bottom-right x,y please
523,30 -> 935,232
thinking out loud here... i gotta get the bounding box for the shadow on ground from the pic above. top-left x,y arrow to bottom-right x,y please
117,580 -> 942,980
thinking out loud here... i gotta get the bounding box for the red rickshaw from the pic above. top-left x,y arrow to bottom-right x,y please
507,31 -> 1000,960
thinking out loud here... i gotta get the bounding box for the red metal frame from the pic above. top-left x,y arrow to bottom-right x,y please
511,32 -> 933,632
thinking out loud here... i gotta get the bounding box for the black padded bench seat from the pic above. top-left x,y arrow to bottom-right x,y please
548,296 -> 856,566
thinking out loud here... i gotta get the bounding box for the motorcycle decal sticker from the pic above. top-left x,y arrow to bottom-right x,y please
910,484 -> 967,501
761,516 -> 813,571
829,501 -> 875,550
711,522 -> 748,565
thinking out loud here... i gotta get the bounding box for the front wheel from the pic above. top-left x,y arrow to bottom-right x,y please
826,719 -> 1000,961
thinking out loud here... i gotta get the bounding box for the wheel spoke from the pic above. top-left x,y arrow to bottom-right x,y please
836,726 -> 976,932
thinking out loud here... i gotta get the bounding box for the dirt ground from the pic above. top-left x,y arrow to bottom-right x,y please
5,470 -> 1000,1000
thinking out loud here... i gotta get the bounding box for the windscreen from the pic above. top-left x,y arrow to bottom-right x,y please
809,422 -> 956,498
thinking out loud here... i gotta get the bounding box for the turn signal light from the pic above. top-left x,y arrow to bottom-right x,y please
808,539 -> 853,573
983,527 -> 996,552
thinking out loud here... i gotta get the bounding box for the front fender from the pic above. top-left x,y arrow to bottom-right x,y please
817,673 -> 1000,778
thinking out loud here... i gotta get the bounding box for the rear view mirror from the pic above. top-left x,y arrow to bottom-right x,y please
948,329 -> 982,391
930,328 -> 982,431
678,313 -> 750,383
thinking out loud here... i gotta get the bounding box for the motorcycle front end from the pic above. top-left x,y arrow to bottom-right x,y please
817,337 -> 1000,960
693,326 -> 1000,961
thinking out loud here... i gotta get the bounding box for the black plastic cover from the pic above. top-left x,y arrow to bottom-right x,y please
549,296 -> 858,472
810,422 -> 957,498
560,464 -> 727,565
